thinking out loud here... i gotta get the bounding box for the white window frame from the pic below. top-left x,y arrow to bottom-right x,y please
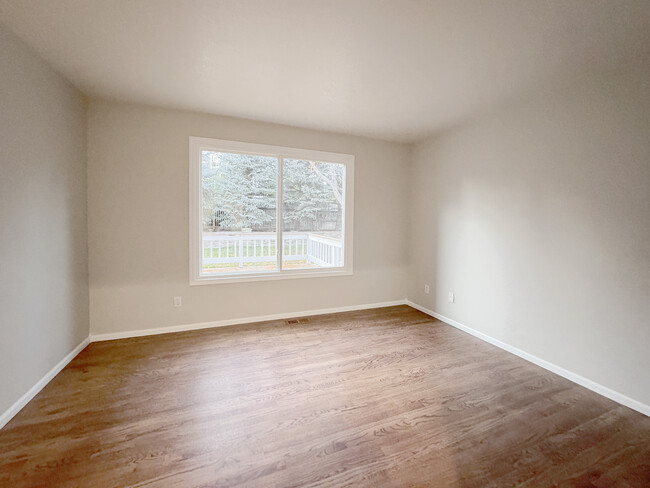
189,136 -> 354,285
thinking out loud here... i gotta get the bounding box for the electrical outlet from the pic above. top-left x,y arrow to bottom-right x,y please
424,284 -> 430,294
448,292 -> 455,303
173,296 -> 182,307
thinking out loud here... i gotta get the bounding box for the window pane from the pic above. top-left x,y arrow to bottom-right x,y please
201,151 -> 278,275
282,159 -> 345,269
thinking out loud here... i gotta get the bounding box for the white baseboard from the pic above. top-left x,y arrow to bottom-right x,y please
6,299 -> 646,432
90,299 -> 408,342
406,300 -> 650,418
0,337 -> 91,430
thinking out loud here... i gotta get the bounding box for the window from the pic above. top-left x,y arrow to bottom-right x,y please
189,137 -> 354,284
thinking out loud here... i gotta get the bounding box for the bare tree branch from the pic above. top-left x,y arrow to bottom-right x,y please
310,162 -> 343,206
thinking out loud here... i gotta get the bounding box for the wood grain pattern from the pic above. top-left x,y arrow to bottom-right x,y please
1,305 -> 649,487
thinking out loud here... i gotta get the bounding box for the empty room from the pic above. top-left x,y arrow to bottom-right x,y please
1,1 -> 649,486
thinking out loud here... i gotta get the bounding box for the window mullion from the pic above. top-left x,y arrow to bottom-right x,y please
277,156 -> 283,272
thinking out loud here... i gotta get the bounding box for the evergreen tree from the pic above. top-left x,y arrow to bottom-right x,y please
202,151 -> 277,229
201,152 -> 344,231
282,159 -> 343,231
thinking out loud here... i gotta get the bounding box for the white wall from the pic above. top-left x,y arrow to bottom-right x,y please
408,67 -> 650,406
0,24 -> 88,415
87,100 -> 409,335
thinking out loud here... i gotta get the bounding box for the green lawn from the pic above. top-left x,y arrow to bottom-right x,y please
203,260 -> 307,270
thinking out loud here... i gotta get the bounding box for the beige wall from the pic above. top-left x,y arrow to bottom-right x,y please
0,24 -> 88,415
408,67 -> 650,406
87,100 -> 409,335
4,18 -> 647,418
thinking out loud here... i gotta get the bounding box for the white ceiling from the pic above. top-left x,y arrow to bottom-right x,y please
1,1 -> 648,142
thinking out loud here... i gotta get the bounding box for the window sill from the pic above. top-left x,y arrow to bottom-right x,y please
190,268 -> 353,285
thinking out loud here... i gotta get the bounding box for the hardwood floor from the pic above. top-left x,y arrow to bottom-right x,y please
1,305 -> 649,487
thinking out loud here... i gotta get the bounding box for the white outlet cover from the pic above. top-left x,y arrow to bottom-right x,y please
424,284 -> 430,294
448,292 -> 454,303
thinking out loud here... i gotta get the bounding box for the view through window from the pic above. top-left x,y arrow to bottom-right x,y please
191,138 -> 353,282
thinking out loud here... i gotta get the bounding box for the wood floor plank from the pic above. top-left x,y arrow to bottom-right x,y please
1,305 -> 648,487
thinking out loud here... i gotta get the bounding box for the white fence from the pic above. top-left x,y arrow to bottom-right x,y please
203,232 -> 343,267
